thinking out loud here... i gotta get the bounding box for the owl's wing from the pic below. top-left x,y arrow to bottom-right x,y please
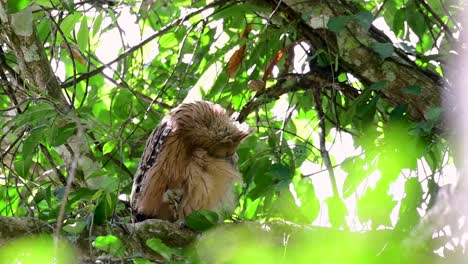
130,118 -> 172,212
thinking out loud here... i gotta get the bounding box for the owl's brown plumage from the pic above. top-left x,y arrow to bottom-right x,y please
130,101 -> 250,222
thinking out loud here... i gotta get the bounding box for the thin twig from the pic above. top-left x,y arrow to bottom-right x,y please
312,88 -> 339,198
39,144 -> 68,186
61,0 -> 232,89
54,118 -> 84,237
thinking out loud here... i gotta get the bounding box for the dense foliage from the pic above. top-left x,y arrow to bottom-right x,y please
0,0 -> 465,262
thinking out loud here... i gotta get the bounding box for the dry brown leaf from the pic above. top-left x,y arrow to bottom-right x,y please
247,80 -> 265,92
263,48 -> 285,81
226,24 -> 253,79
227,45 -> 246,79
241,23 -> 253,39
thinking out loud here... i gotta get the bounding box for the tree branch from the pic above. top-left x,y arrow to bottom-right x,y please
237,71 -> 350,123
266,0 -> 442,123
0,3 -> 68,111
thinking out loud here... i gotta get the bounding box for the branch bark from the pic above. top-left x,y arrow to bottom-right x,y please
0,216 -> 443,263
263,0 -> 442,123
0,3 -> 68,111
0,216 -> 195,262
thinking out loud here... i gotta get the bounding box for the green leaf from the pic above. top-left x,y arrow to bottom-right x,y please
113,89 -> 133,119
92,12 -> 103,35
34,0 -> 60,8
402,85 -> 421,95
424,107 -> 443,122
103,139 -> 118,155
7,0 -> 32,13
77,17 -> 89,51
243,198 -> 261,219
94,193 -> 116,225
326,196 -> 348,227
393,8 -> 406,37
61,0 -> 74,12
406,2 -> 427,39
270,163 -> 291,182
354,11 -> 373,31
397,178 -> 423,230
15,103 -> 57,127
133,259 -> 156,264
342,156 -> 368,198
59,13 -> 82,39
403,178 -> 423,208
371,42 -> 394,59
23,126 -> 45,159
357,184 -> 397,228
389,104 -> 408,121
185,210 -> 219,231
295,179 -> 320,223
14,154 -> 31,177
93,235 -> 124,257
327,16 -> 352,33
47,122 -> 76,147
63,221 -> 86,235
370,80 -> 387,91
146,238 -> 178,260
337,73 -> 347,82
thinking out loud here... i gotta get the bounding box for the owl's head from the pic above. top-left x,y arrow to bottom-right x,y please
171,101 -> 251,158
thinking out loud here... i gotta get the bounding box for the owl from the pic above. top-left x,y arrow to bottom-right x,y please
130,101 -> 250,223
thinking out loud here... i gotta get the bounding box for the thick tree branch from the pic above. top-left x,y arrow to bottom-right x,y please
264,0 -> 442,123
0,216 -> 443,263
0,3 -> 68,111
237,70 -> 351,123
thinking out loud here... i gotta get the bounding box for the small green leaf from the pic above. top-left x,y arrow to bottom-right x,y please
113,89 -> 133,119
94,193 -> 116,225
355,11 -> 373,31
34,0 -> 60,8
370,80 -> 387,91
338,73 -> 347,82
270,163 -> 291,182
23,126 -> 45,158
402,85 -> 421,95
371,42 -> 394,59
133,258 -> 156,264
92,12 -> 103,35
146,238 -> 177,260
342,156 -> 368,198
326,196 -> 348,227
14,103 -> 57,127
424,107 -> 443,121
48,122 -> 76,147
93,235 -> 124,257
389,104 -> 408,121
406,2 -> 427,38
59,13 -> 82,38
295,179 -> 320,223
185,210 -> 219,231
61,0 -> 75,12
77,17 -> 89,51
63,221 -> 86,235
7,0 -> 32,13
393,8 -> 406,37
103,139 -> 118,155
14,154 -> 30,177
327,16 -> 352,33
